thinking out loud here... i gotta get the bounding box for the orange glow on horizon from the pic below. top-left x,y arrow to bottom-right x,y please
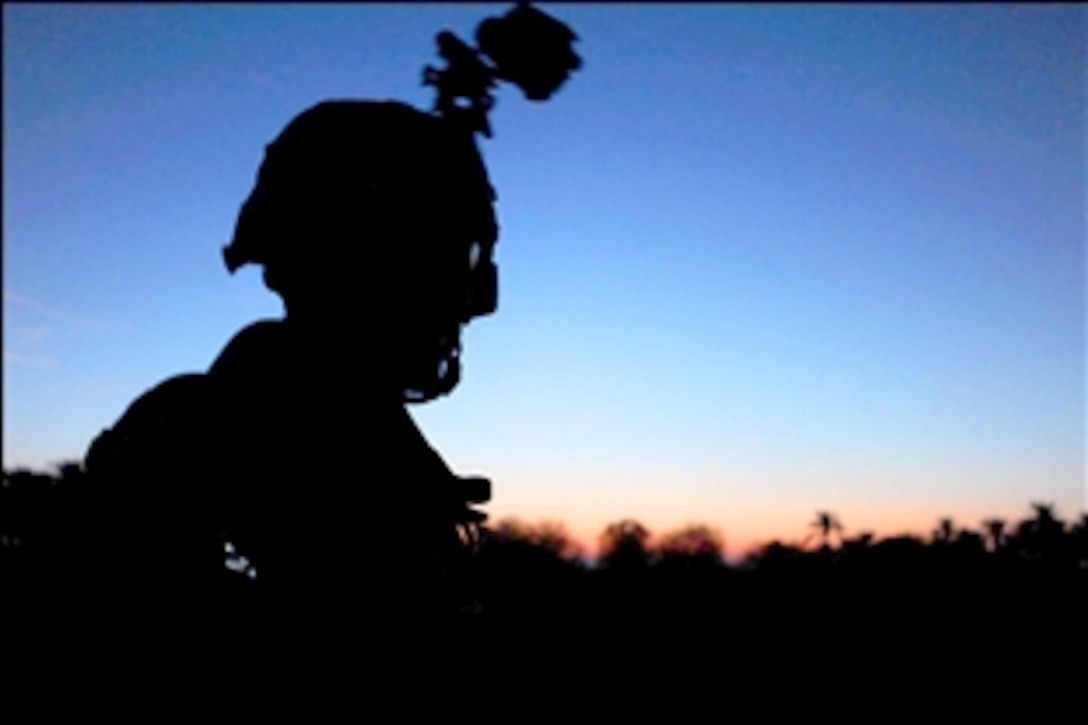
485,511 -> 943,562
464,460 -> 1080,562
484,498 -> 1063,562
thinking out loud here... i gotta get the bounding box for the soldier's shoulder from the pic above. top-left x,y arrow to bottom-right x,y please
207,318 -> 291,380
84,372 -> 213,482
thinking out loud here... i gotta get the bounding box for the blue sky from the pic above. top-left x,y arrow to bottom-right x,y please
4,4 -> 1083,555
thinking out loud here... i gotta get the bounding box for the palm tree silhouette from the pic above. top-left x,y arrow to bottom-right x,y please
1011,502 -> 1064,564
1029,502 -> 1059,531
934,517 -> 956,544
803,511 -> 844,550
982,518 -> 1006,553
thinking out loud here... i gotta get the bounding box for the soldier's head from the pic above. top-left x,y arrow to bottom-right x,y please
222,100 -> 499,400
221,4 -> 580,402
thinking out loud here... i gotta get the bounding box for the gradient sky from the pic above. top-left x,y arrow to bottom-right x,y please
4,4 -> 1084,558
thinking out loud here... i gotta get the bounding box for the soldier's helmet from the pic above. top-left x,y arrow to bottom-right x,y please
221,100 -> 499,402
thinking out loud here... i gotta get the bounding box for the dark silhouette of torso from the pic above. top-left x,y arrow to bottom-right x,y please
206,318 -> 463,603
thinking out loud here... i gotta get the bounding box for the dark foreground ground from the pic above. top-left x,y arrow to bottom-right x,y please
4,464 -> 1084,634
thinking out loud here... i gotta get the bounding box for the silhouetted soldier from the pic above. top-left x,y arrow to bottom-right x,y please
81,2 -> 580,618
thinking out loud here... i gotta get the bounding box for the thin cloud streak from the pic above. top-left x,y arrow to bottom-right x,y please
3,287 -> 121,334
15,325 -> 50,345
3,350 -> 54,368
3,289 -> 55,317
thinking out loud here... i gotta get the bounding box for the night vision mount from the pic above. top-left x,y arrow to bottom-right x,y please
422,1 -> 582,138
393,2 -> 580,404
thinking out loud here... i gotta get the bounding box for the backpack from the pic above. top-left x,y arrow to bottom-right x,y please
83,372 -> 230,588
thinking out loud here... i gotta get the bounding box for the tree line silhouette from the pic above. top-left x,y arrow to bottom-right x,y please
3,461 -> 1085,621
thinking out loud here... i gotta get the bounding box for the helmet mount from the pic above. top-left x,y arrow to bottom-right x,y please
424,1 -> 581,138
